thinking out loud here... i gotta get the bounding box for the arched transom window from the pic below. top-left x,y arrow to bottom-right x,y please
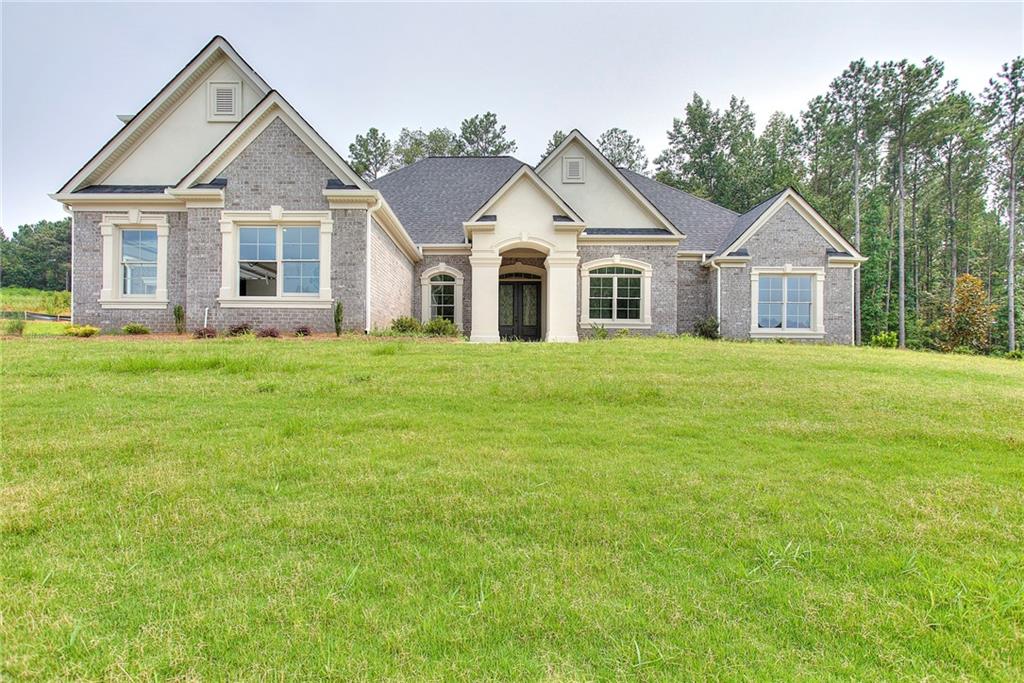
580,257 -> 653,329
420,265 -> 464,329
429,274 -> 456,322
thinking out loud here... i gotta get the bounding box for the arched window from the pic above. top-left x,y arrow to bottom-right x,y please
580,258 -> 652,329
429,274 -> 456,322
420,265 -> 464,329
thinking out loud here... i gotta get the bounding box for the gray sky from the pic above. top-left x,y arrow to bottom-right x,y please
2,1 -> 1021,231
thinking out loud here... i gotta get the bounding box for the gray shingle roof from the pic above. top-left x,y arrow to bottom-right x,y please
372,157 -> 525,244
712,189 -> 787,256
617,169 -> 738,251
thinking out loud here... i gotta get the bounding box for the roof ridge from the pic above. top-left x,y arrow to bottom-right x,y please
620,168 -> 739,216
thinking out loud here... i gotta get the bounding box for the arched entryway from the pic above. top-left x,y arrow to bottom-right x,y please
498,255 -> 546,341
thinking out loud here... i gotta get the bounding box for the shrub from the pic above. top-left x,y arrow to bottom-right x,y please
3,318 -> 26,336
192,327 -> 217,339
122,322 -> 150,335
390,316 -> 423,334
173,305 -> 186,335
694,316 -> 720,340
423,317 -> 459,337
870,331 -> 898,349
942,274 -> 996,354
255,327 -> 280,338
614,328 -> 631,338
1007,350 -> 1023,360
227,323 -> 252,337
592,325 -> 609,340
952,345 -> 977,355
42,291 -> 71,316
293,325 -> 312,337
65,325 -> 100,337
334,301 -> 344,337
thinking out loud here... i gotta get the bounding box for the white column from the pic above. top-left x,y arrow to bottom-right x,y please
99,221 -> 115,301
219,218 -> 234,299
319,218 -> 334,300
545,254 -> 579,343
469,254 -> 501,342
154,221 -> 169,302
814,271 -> 826,334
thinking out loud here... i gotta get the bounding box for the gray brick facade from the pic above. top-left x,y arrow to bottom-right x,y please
413,255 -> 472,335
677,259 -> 711,334
369,220 -> 414,330
717,203 -> 854,344
577,244 -> 678,336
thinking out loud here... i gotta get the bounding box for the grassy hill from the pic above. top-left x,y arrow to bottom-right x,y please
2,336 -> 1022,679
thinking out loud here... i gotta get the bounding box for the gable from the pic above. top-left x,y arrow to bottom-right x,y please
58,36 -> 270,193
536,136 -> 675,232
479,174 -> 572,227
742,203 -> 833,264
104,58 -> 264,185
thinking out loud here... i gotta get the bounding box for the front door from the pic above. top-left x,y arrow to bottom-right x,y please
498,282 -> 541,341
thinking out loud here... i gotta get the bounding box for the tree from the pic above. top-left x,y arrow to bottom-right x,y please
719,97 -> 761,208
877,58 -> 943,348
542,130 -> 567,160
942,274 -> 996,352
983,57 -> 1024,352
0,218 -> 71,290
348,127 -> 393,181
597,127 -> 648,172
392,127 -> 460,168
457,112 -> 517,156
756,112 -> 804,196
655,94 -> 727,202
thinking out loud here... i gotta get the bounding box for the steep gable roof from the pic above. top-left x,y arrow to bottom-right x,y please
371,157 -> 524,244
173,91 -> 368,190
466,165 -> 583,225
534,130 -> 680,235
57,36 -> 270,194
617,169 -> 738,251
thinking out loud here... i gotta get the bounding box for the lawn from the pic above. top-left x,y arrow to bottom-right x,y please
2,336 -> 1022,679
0,287 -> 71,316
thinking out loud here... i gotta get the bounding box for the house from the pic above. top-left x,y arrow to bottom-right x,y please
52,36 -> 865,343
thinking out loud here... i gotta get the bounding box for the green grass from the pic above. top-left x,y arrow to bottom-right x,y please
2,336 -> 1022,679
0,287 -> 71,316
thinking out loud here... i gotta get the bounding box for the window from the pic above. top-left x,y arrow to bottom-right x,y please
120,229 -> 157,296
588,266 -> 641,321
238,225 -> 320,297
757,274 -> 814,330
429,274 -> 456,322
562,156 -> 585,183
207,81 -> 240,121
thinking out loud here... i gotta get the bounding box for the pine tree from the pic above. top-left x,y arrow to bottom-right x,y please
597,128 -> 648,173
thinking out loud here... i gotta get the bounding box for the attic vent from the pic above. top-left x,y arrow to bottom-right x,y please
207,81 -> 240,121
563,156 -> 585,183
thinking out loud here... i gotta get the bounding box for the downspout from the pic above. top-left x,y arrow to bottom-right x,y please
365,195 -> 383,334
708,256 -> 722,333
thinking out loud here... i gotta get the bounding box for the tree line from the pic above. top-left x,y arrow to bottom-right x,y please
348,57 -> 1022,353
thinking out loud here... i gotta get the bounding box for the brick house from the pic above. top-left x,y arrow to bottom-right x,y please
52,36 -> 865,342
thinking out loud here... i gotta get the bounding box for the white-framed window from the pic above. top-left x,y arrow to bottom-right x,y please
120,229 -> 158,296
580,256 -> 652,329
562,156 -> 585,183
750,266 -> 825,337
98,210 -> 169,309
420,264 -> 463,329
207,81 -> 241,121
218,207 -> 333,309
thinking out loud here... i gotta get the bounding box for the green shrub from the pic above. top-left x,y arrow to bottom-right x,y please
255,327 -> 280,338
423,317 -> 458,337
614,328 -> 631,338
293,326 -> 312,337
1007,350 -> 1023,360
592,325 -> 609,340
942,274 -> 996,353
122,322 -> 150,335
228,323 -> 252,337
173,305 -> 186,335
870,331 -> 898,349
389,316 -> 423,334
3,318 -> 26,336
334,301 -> 344,337
952,345 -> 977,355
192,327 -> 217,339
42,291 -> 71,316
694,316 -> 720,340
65,325 -> 100,337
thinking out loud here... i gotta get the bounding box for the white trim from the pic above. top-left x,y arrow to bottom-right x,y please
749,265 -> 825,337
465,165 -> 585,230
57,36 -> 270,194
217,206 -> 333,307
97,209 -> 170,309
579,255 -> 653,329
176,93 -> 368,190
323,189 -> 420,263
579,235 -> 681,245
420,263 -> 464,330
421,244 -> 471,256
207,81 -> 241,122
535,130 -> 680,236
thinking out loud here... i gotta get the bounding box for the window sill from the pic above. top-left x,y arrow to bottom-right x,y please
99,299 -> 168,310
750,329 -> 825,339
580,320 -> 652,330
218,297 -> 333,309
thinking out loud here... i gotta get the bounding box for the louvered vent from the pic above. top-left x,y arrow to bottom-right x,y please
214,87 -> 234,115
563,157 -> 585,183
207,82 -> 240,121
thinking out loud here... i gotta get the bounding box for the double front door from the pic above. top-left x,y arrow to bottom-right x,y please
498,281 -> 541,341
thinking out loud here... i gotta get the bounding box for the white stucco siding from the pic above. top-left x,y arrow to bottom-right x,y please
104,59 -> 262,185
537,139 -> 661,229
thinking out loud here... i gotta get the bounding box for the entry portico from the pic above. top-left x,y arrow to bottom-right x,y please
464,166 -> 585,342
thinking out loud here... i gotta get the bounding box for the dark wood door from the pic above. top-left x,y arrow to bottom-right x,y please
498,282 -> 541,341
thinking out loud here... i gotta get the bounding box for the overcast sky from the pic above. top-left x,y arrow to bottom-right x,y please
2,1 -> 1021,231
